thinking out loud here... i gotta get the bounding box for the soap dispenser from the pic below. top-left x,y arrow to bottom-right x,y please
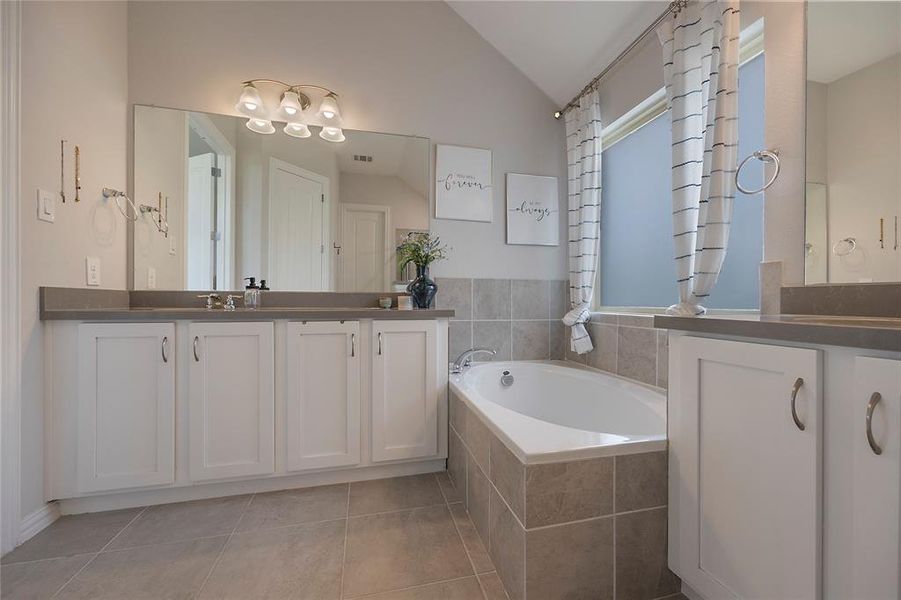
244,277 -> 260,310
258,280 -> 269,308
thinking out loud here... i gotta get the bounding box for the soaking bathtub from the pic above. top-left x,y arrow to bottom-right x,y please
449,360 -> 666,464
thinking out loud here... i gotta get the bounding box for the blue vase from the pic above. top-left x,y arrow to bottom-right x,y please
408,265 -> 438,309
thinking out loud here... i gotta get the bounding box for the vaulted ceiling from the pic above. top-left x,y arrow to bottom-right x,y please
447,1 -> 668,107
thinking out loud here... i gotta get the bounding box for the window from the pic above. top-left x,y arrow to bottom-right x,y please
597,47 -> 765,310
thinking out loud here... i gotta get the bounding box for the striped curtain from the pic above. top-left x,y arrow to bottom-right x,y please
658,0 -> 741,316
563,89 -> 602,354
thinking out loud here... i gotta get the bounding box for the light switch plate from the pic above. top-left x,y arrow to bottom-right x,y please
37,189 -> 55,223
85,257 -> 101,286
168,235 -> 176,256
147,266 -> 157,289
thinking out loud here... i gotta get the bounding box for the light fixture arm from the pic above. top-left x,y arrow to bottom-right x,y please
241,79 -> 338,98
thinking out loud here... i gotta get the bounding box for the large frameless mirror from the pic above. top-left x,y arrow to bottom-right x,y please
131,105 -> 430,292
804,2 -> 901,284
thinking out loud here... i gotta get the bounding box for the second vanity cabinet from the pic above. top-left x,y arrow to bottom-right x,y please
669,333 -> 901,600
76,323 -> 175,493
47,317 -> 448,505
188,322 -> 275,481
286,321 -> 361,471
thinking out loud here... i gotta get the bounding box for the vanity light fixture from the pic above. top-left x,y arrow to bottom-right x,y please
319,126 -> 346,143
284,122 -> 312,138
236,79 -> 345,142
318,93 -> 341,121
246,117 -> 276,135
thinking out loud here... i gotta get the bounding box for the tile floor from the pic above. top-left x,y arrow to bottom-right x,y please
1,472 -> 509,600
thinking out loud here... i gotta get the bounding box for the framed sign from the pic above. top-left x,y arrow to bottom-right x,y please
506,173 -> 559,246
435,144 -> 492,222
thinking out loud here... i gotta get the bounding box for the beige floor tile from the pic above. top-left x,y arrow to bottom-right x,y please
343,505 -> 473,598
0,554 -> 93,599
1,508 -> 143,564
237,484 -> 347,532
57,537 -> 226,599
478,572 -> 510,600
352,576 -> 484,600
436,471 -> 463,503
448,503 -> 494,574
199,519 -> 345,600
349,474 -> 445,516
108,495 -> 250,550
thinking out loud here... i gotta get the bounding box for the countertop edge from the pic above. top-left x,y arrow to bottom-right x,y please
41,308 -> 455,322
654,314 -> 901,352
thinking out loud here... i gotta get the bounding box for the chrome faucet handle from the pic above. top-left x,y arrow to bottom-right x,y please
223,295 -> 239,311
450,347 -> 497,374
197,294 -> 222,310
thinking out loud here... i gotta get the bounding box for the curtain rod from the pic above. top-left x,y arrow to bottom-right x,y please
554,0 -> 688,119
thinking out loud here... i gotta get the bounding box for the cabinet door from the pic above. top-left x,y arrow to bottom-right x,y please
286,321 -> 361,471
77,323 -> 175,492
371,320 -> 439,462
669,336 -> 821,600
188,322 -> 275,481
850,357 -> 901,600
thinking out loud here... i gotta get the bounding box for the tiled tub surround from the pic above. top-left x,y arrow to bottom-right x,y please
436,278 -> 568,362
568,313 -> 669,389
448,390 -> 680,600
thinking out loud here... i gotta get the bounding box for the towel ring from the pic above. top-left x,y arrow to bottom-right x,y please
735,149 -> 780,195
832,237 -> 857,257
102,187 -> 138,222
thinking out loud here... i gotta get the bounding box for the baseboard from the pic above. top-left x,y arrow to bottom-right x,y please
18,502 -> 60,545
681,581 -> 706,600
57,459 -> 446,515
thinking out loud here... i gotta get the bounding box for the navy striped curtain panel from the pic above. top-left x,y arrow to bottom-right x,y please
658,0 -> 741,316
563,89 -> 602,354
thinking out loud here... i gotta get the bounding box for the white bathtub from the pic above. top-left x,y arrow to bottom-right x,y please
449,361 -> 666,464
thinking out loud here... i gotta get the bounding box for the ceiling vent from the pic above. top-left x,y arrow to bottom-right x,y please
353,154 -> 373,163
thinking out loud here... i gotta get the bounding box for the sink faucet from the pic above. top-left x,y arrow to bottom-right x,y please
197,293 -> 223,310
450,348 -> 496,374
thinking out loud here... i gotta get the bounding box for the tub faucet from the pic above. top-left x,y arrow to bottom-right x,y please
451,348 -> 496,374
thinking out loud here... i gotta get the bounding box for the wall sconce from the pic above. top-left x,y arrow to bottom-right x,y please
235,80 -> 345,143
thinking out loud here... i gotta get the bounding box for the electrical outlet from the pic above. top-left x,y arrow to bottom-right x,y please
147,267 -> 157,289
37,189 -> 55,223
85,257 -> 101,286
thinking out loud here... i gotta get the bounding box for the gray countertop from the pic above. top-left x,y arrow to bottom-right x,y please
41,307 -> 455,322
654,313 -> 901,352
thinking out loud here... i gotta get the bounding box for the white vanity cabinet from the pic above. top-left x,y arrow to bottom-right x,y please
844,357 -> 901,600
286,321 -> 361,471
76,323 -> 176,493
669,336 -> 821,600
46,316 -> 447,508
371,320 -> 440,462
188,321 -> 275,481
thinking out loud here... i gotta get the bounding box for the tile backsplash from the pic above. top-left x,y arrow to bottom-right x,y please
567,313 -> 669,389
436,278 -> 567,362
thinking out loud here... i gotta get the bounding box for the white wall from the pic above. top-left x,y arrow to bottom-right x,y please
19,1 -> 128,517
126,0 -> 568,281
340,172 -> 429,232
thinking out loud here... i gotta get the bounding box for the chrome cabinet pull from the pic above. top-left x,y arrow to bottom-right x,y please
378,332 -> 382,356
351,333 -> 356,358
866,392 -> 883,456
193,336 -> 200,362
161,336 -> 169,363
790,377 -> 806,431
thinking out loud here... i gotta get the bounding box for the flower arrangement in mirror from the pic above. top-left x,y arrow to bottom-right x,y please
396,232 -> 449,309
